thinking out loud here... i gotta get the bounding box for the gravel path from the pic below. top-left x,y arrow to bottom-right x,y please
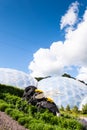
79,116 -> 87,129
0,111 -> 29,130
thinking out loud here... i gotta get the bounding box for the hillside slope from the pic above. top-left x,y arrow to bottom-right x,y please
0,84 -> 85,130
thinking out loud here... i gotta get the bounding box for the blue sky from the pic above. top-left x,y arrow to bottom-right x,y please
0,0 -> 87,79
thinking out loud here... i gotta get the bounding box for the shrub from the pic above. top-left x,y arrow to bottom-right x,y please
5,107 -> 24,120
26,104 -> 37,116
0,99 -> 6,103
0,84 -> 24,97
39,110 -> 54,123
59,117 -> 83,130
50,116 -> 59,125
29,122 -> 44,130
29,119 -> 44,130
0,102 -> 8,111
40,124 -> 54,130
11,109 -> 24,120
61,113 -> 71,119
5,107 -> 13,115
4,93 -> 20,105
0,93 -> 5,99
16,99 -> 28,112
67,119 -> 83,130
18,116 -> 32,125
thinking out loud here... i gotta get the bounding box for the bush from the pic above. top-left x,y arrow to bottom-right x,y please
0,84 -> 24,97
0,99 -> 6,103
16,99 -> 28,112
11,110 -> 24,120
29,105 -> 37,115
61,117 -> 83,130
28,119 -> 44,130
29,122 -> 44,130
67,119 -> 83,130
5,107 -> 13,115
50,116 -> 59,125
61,113 -> 71,119
4,93 -> 20,105
18,116 -> 32,125
0,102 -> 8,111
39,110 -> 54,123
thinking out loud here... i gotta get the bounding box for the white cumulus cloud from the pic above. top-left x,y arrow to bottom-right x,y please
29,47 -> 64,77
76,67 -> 87,83
60,1 -> 79,30
28,2 -> 87,78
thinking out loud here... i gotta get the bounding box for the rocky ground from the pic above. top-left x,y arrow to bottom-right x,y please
0,111 -> 29,130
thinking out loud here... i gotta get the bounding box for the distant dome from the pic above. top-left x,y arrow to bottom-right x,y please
38,76 -> 87,109
79,96 -> 87,110
0,68 -> 37,88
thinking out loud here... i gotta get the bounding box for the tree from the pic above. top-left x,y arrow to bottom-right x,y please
72,106 -> 78,113
62,73 -> 71,78
60,105 -> 64,111
82,104 -> 87,114
66,105 -> 70,111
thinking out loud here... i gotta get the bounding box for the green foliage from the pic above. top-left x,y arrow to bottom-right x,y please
5,107 -> 24,120
66,105 -> 70,111
18,116 -> 33,125
61,113 -> 71,119
29,104 -> 37,115
0,84 -> 24,97
29,123 -> 54,130
0,99 -> 6,103
72,106 -> 79,113
60,105 -> 64,111
0,102 -> 8,111
0,84 -> 85,130
39,110 -> 54,123
35,77 -> 44,81
10,109 -> 24,120
82,104 -> 87,114
16,99 -> 28,112
27,119 -> 44,130
35,76 -> 51,81
4,93 -> 20,105
5,107 -> 14,115
62,73 -> 72,78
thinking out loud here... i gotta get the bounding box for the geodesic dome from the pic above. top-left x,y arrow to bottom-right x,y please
38,76 -> 87,109
0,68 -> 37,88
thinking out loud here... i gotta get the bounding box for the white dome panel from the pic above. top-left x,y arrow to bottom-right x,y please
0,68 -> 37,89
79,96 -> 87,110
38,76 -> 87,109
